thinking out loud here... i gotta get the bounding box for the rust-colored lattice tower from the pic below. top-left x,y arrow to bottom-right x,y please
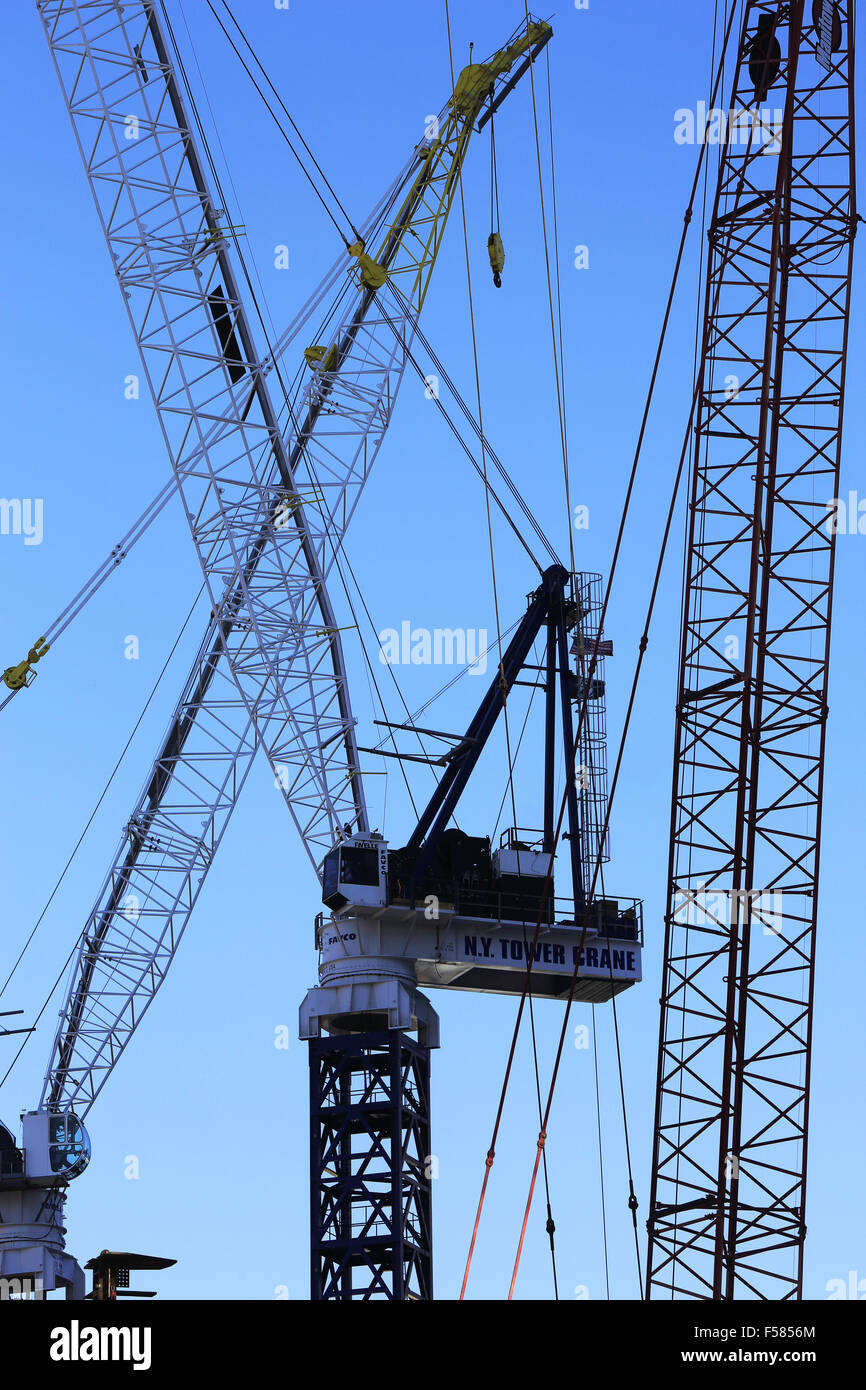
647,0 -> 857,1301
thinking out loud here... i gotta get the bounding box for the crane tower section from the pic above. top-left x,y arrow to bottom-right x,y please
302,567 -> 642,1298
647,0 -> 856,1301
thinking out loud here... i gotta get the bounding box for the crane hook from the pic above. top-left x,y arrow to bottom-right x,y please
487,231 -> 505,289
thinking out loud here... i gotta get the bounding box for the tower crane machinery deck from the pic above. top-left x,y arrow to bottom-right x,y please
300,562 -> 642,1296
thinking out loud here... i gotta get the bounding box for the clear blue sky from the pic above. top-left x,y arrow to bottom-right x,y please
1,0 -> 864,1301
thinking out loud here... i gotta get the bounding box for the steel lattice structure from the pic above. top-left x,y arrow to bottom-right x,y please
309,1031 -> 433,1300
647,0 -> 856,1300
35,0 -> 550,1116
39,0 -> 373,871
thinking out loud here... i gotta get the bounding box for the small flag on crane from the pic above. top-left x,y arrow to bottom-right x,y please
571,634 -> 613,659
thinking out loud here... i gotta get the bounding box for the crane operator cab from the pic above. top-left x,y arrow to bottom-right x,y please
322,832 -> 389,913
0,1110 -> 91,1187
0,1111 -> 92,1300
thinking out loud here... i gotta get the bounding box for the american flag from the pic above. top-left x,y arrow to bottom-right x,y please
571,634 -> 614,659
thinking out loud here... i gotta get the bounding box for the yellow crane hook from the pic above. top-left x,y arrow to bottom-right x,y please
487,231 -> 505,288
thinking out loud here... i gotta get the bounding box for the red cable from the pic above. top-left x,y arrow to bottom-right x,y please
508,1133 -> 546,1300
459,1154 -> 494,1301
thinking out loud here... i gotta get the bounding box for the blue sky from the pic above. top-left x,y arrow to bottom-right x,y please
1,0 -> 864,1300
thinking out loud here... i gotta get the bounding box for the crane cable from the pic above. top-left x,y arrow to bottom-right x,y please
673,0 -> 728,1277
458,0 -> 742,1299
499,49 -> 616,1292
543,41 -> 573,577
204,0 -> 360,249
178,0 -> 558,589
176,0 -> 302,408
511,9 -> 579,1289
386,284 -> 559,565
169,36 -> 434,824
507,373 -> 707,1299
490,640 -> 542,843
455,13 -> 581,1296
0,272 -> 359,713
0,0 -> 367,1012
491,635 -> 559,1294
161,0 -> 303,447
0,582 -> 208,1088
521,0 -> 574,577
582,0 -> 730,1295
488,92 -> 504,287
0,478 -> 177,713
443,0 -> 525,769
383,289 -> 553,570
591,1003 -> 611,1299
166,0 -> 552,866
508,6 -> 747,1297
490,98 -> 501,242
508,249 -> 741,1297
0,5 -> 551,1037
529,28 -> 585,1285
444,0 -> 562,1299
370,616 -> 524,753
0,185 -> 442,710
330,547 -> 430,823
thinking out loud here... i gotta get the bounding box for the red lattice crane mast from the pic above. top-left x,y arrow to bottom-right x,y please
647,0 -> 857,1300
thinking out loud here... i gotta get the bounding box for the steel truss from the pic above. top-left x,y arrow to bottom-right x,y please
39,0 -> 374,870
309,1030 -> 433,1301
647,0 -> 856,1299
36,1 -> 550,1115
